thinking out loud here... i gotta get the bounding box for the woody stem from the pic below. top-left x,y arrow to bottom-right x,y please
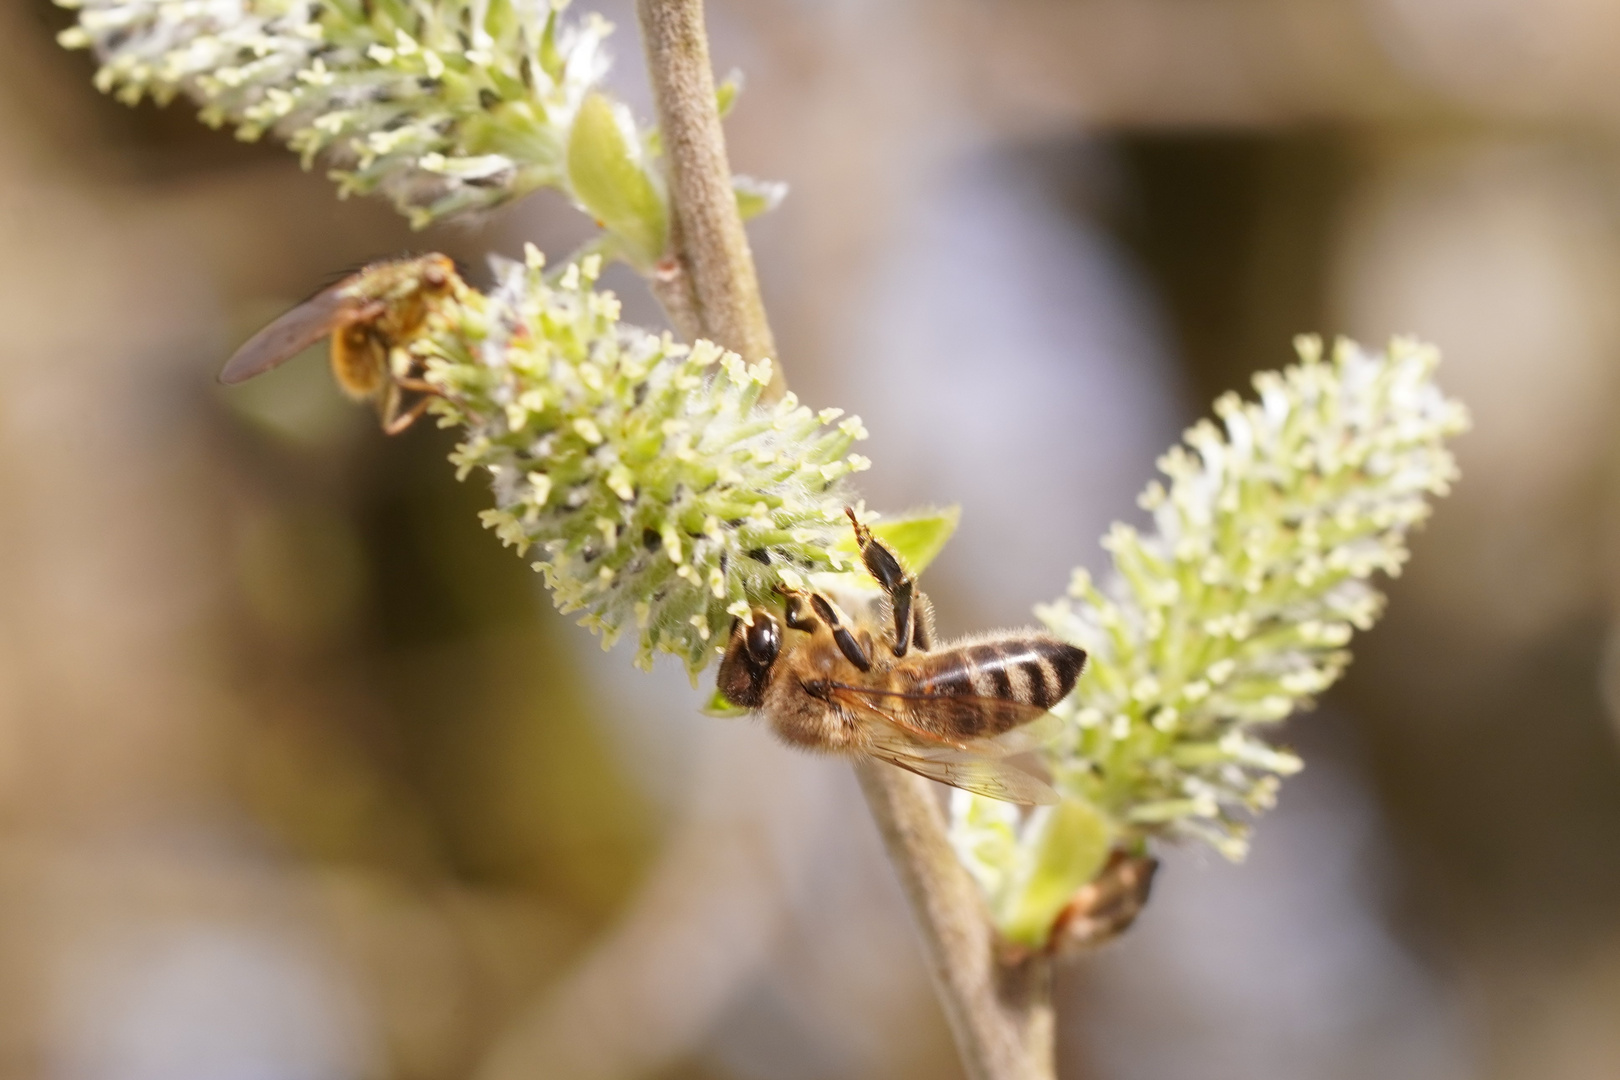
632,1 -> 1054,1076
635,0 -> 784,401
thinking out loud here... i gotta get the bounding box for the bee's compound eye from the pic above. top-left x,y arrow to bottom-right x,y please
745,612 -> 781,665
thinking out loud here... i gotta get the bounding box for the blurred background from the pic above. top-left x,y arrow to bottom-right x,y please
3,0 -> 1619,1077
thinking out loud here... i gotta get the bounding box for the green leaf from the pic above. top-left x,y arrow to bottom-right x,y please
566,93 -> 668,268
701,688 -> 750,718
833,506 -> 961,579
998,798 -> 1114,947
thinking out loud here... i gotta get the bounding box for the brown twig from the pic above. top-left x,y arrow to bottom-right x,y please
635,0 -> 784,399
632,2 -> 1055,1075
855,761 -> 1057,1080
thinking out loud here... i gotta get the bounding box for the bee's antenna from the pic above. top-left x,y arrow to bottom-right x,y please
312,260 -> 374,294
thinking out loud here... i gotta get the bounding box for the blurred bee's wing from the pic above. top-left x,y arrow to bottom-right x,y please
219,288 -> 381,384
862,723 -> 1060,806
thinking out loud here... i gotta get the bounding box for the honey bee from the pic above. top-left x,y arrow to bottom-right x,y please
219,254 -> 465,433
719,509 -> 1087,805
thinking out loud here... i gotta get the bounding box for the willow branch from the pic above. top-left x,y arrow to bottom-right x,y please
635,0 -> 784,399
632,2 -> 1052,1074
855,762 -> 1057,1080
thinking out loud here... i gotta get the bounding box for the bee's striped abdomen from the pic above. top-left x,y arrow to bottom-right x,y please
914,636 -> 1086,710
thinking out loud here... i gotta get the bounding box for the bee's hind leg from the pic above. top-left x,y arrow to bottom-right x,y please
844,507 -> 918,657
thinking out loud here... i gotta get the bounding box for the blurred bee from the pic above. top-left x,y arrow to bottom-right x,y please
219,253 -> 465,433
719,509 -> 1087,805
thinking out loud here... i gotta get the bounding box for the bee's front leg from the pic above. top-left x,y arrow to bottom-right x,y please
805,593 -> 872,672
776,587 -> 874,671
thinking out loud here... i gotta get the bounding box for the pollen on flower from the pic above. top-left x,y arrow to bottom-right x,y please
573,418 -> 604,445
408,254 -> 861,672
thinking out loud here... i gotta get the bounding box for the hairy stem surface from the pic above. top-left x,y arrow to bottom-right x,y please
635,0 -> 783,398
632,1 -> 1053,1074
856,762 -> 1056,1080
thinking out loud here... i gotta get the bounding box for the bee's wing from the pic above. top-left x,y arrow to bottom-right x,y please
219,287 -> 381,385
984,711 -> 1063,756
822,682 -> 1053,745
862,722 -> 1060,806
823,685 -> 1059,805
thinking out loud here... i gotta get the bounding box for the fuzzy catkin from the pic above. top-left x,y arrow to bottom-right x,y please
951,337 -> 1467,933
420,249 -> 869,671
59,0 -> 612,225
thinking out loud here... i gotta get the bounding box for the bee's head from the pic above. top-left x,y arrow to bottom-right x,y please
716,609 -> 782,709
418,253 -> 458,293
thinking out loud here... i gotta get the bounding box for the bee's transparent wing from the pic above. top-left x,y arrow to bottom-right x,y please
984,711 -> 1063,756
822,683 -> 1062,803
824,682 -> 1051,741
862,723 -> 1060,805
219,287 -> 380,385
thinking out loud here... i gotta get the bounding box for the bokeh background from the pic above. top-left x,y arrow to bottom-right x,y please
3,0 -> 1619,1077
